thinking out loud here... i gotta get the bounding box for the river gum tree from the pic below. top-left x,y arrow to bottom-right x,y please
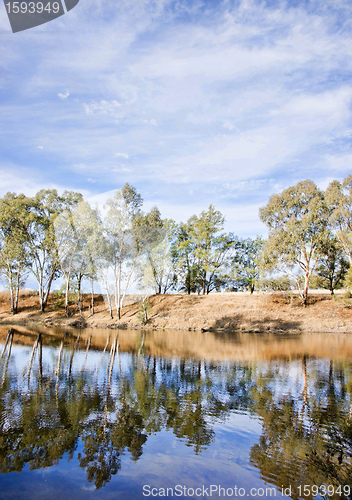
103,184 -> 143,319
0,193 -> 29,314
173,205 -> 235,294
326,175 -> 352,267
259,180 -> 329,305
54,200 -> 100,317
26,190 -> 82,312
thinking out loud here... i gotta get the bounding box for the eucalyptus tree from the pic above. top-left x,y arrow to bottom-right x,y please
231,236 -> 264,293
130,206 -> 169,311
311,236 -> 349,295
188,205 -> 226,294
103,184 -> 143,319
173,205 -> 235,294
172,221 -> 200,294
138,211 -> 178,295
0,193 -> 29,314
326,175 -> 352,266
69,202 -> 102,316
103,186 -> 165,318
95,235 -> 114,319
74,207 -> 103,315
54,201 -> 101,317
259,180 -> 329,304
25,189 -> 82,312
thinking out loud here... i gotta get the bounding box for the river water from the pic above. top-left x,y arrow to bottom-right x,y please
0,325 -> 351,499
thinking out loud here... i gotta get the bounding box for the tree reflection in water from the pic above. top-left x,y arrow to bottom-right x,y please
249,358 -> 352,499
0,328 -> 351,496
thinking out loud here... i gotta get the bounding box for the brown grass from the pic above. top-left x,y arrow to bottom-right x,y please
0,289 -> 352,333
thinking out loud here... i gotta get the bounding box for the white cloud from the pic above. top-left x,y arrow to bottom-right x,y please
2,0 -> 352,237
83,99 -> 122,117
114,152 -> 130,159
223,122 -> 236,131
324,154 -> 352,172
58,90 -> 70,99
87,189 -> 267,237
0,165 -> 90,198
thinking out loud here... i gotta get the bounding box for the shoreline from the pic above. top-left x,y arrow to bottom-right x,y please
0,290 -> 351,334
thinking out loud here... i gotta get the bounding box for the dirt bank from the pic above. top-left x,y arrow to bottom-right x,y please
0,290 -> 352,333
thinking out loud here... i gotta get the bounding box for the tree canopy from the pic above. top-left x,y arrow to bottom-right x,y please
259,180 -> 330,304
0,176 -> 351,314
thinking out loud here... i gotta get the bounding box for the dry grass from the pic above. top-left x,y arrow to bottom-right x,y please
0,289 -> 352,333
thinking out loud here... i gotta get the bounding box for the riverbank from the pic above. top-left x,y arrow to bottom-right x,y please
0,290 -> 352,333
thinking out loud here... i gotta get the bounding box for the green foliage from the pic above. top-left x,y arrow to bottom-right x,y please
231,236 -> 264,293
122,183 -> 143,217
0,193 -> 30,313
137,298 -> 151,325
343,268 -> 352,291
102,184 -> 147,318
2,176 -> 352,312
26,189 -> 83,312
260,180 -> 330,304
326,175 -> 352,265
140,217 -> 178,294
54,200 -> 101,316
258,276 -> 292,292
172,205 -> 235,294
310,237 -> 349,294
52,285 -> 76,310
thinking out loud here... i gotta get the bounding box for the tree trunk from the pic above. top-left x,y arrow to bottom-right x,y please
14,271 -> 20,314
303,273 -> 309,305
77,273 -> 83,317
107,294 -> 113,319
329,277 -> 334,295
42,271 -> 56,312
103,275 -> 113,319
90,277 -> 94,315
65,277 -> 70,318
39,289 -> 45,312
117,262 -> 122,320
120,257 -> 138,315
38,280 -> 45,312
14,288 -> 19,314
10,287 -> 15,315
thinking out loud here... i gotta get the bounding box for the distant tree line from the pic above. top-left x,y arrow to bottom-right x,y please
0,175 -> 351,314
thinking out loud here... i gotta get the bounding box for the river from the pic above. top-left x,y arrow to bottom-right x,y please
0,325 -> 351,499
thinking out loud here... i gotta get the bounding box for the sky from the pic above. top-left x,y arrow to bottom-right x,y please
1,0 -> 352,237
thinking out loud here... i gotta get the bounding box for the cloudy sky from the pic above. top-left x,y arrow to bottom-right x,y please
1,0 -> 352,236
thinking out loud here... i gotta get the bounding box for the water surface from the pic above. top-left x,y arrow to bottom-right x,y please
0,326 -> 351,499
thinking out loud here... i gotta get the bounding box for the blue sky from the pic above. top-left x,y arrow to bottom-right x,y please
1,0 -> 352,236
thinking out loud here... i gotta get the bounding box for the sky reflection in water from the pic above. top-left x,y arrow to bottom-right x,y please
0,327 -> 351,500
